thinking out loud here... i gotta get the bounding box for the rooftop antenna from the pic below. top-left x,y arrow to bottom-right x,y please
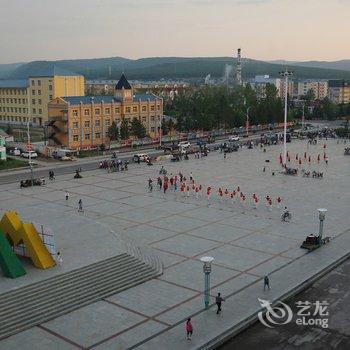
236,48 -> 242,86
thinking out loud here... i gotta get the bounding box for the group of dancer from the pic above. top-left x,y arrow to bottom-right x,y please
148,171 -> 285,211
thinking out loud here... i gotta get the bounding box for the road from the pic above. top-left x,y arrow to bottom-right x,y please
0,133 -> 264,185
219,258 -> 350,350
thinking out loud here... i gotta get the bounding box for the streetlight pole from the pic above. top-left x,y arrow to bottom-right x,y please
279,69 -> 293,167
246,106 -> 252,137
317,208 -> 327,243
26,121 -> 34,186
200,256 -> 214,309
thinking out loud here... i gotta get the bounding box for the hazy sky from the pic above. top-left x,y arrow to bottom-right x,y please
1,0 -> 349,63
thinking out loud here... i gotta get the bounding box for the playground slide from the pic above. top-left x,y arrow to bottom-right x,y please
0,211 -> 55,269
0,230 -> 26,278
18,223 -> 55,269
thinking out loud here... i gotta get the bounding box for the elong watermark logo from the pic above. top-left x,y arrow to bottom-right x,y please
257,298 -> 329,329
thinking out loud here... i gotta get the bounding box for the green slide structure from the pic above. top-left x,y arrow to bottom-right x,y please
0,230 -> 26,278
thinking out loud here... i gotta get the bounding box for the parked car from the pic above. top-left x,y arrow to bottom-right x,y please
229,134 -> 240,142
178,141 -> 191,149
21,151 -> 38,159
9,147 -> 21,156
133,153 -> 149,162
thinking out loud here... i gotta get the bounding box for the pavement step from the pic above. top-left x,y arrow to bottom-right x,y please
0,271 -> 156,340
0,260 -> 148,319
0,256 -> 141,310
0,253 -> 130,303
0,266 -> 154,330
0,252 -> 160,340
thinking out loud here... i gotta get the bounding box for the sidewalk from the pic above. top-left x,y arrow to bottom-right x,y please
132,229 -> 350,350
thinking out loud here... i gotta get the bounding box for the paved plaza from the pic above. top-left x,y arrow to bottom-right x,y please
0,139 -> 349,349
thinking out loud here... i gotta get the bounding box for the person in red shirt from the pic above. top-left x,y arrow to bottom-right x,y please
207,186 -> 211,201
186,318 -> 193,341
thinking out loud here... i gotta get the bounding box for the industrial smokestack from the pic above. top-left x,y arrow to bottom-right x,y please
236,48 -> 242,86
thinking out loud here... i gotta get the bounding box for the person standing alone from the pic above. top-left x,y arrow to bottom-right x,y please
186,318 -> 193,340
215,293 -> 225,314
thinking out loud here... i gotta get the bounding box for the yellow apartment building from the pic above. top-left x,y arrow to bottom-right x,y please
0,67 -> 84,126
48,74 -> 163,150
328,80 -> 350,104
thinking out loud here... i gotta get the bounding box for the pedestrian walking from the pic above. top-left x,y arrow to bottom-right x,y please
56,251 -> 63,266
186,318 -> 193,340
78,199 -> 83,212
65,191 -> 69,204
264,275 -> 270,290
215,293 -> 225,314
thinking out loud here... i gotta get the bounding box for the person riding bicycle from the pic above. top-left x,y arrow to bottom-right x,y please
282,207 -> 291,221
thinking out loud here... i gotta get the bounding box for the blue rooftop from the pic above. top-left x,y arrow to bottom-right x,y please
0,79 -> 29,88
30,66 -> 80,77
62,93 -> 159,105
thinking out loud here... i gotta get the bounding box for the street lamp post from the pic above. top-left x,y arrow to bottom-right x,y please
246,106 -> 252,137
200,256 -> 214,309
279,69 -> 293,166
26,121 -> 34,186
159,114 -> 163,148
317,208 -> 327,242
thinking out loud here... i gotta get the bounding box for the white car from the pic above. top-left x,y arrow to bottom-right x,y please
133,153 -> 149,162
178,141 -> 191,149
229,135 -> 240,142
21,151 -> 38,159
10,147 -> 21,156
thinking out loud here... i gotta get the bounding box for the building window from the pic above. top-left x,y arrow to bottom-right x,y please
32,99 -> 35,105
73,135 -> 79,141
32,90 -> 35,95
133,106 -> 137,112
157,105 -> 160,110
84,109 -> 90,116
49,85 -> 52,91
115,107 -> 120,113
95,120 -> 100,127
73,122 -> 79,128
85,134 -> 90,140
142,116 -> 147,122
38,90 -> 41,95
39,109 -> 42,114
95,133 -> 101,139
38,99 -> 42,105
125,107 -> 131,113
49,95 -> 53,100
37,80 -> 41,86
73,110 -> 78,117
105,108 -> 110,115
151,105 -> 155,111
151,116 -> 155,122
33,108 -> 36,114
105,119 -> 110,126
84,120 -> 90,127
95,108 -> 100,115
33,117 -> 36,123
31,80 -> 35,86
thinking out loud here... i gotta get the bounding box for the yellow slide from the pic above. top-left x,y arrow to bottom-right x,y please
0,211 -> 55,269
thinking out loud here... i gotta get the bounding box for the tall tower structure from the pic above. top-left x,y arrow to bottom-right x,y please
236,48 -> 242,86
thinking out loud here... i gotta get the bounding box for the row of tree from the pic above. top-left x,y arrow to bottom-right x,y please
108,118 -> 146,141
165,84 -> 350,132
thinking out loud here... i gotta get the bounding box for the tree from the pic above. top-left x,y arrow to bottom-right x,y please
120,119 -> 130,140
107,121 -> 119,141
130,117 -> 147,138
6,124 -> 13,135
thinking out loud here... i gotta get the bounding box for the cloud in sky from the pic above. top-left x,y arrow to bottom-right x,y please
0,0 -> 349,63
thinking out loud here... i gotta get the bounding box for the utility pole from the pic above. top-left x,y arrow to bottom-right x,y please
302,104 -> 305,130
26,121 -> 34,186
279,69 -> 293,167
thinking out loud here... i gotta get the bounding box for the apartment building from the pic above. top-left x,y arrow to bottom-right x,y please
297,80 -> 328,100
328,80 -> 350,104
0,67 -> 84,126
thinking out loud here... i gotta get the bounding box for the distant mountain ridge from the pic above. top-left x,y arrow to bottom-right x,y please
1,56 -> 350,81
269,59 -> 350,72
